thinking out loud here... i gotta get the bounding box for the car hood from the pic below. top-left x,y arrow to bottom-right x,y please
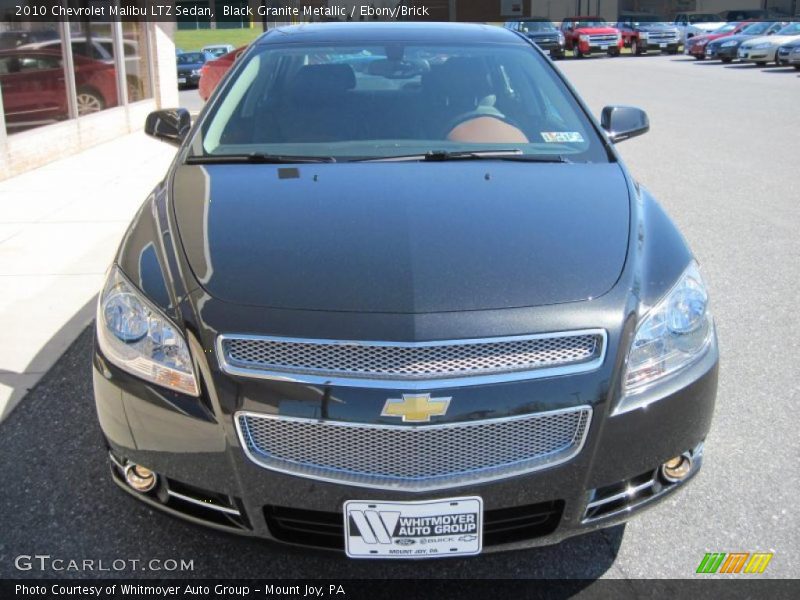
709,33 -> 750,45
638,25 -> 678,33
574,26 -> 619,34
743,34 -> 797,47
171,162 -> 630,314
691,22 -> 726,31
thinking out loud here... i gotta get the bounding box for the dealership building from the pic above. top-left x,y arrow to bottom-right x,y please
1,0 -> 798,179
0,18 -> 178,180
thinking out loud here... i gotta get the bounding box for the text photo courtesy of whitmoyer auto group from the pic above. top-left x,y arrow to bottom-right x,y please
0,0 -> 798,598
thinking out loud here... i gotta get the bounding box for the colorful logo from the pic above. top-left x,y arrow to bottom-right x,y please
696,552 -> 773,574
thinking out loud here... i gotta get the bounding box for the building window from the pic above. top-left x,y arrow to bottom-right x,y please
0,23 -> 67,134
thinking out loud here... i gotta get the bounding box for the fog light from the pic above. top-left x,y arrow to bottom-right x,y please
124,464 -> 157,492
661,454 -> 692,483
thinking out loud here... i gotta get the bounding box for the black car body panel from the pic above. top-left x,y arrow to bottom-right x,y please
95,22 -> 717,555
171,163 -> 630,313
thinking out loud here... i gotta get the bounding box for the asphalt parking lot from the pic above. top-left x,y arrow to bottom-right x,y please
1,54 -> 798,581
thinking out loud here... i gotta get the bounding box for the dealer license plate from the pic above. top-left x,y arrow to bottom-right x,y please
600,45 -> 609,50
344,497 -> 483,559
659,43 -> 667,48
178,77 -> 186,84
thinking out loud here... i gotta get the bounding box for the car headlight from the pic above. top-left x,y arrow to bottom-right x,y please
752,42 -> 772,49
97,266 -> 199,396
579,34 -> 589,42
792,47 -> 800,54
721,40 -> 738,47
624,262 -> 713,394
558,31 -> 565,44
191,68 -> 201,76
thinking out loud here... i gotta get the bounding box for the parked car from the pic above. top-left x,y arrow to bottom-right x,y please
672,12 -> 726,42
19,36 -> 145,100
704,21 -> 788,62
176,51 -> 213,89
684,21 -> 748,59
202,44 -> 235,58
97,22 -> 718,558
560,17 -> 623,57
0,48 -> 117,130
615,15 -> 680,55
776,37 -> 800,69
738,22 -> 800,66
198,46 -> 245,101
504,18 -> 565,59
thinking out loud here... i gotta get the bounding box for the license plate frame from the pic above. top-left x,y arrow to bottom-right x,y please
344,497 -> 483,559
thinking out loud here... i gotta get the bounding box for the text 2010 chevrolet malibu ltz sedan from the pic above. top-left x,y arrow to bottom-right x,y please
93,23 -> 718,559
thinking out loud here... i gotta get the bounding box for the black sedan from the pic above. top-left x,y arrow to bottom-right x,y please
176,51 -> 212,89
504,18 -> 565,58
94,22 -> 718,558
704,21 -> 786,62
777,37 -> 800,68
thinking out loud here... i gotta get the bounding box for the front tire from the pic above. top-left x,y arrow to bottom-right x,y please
721,57 -> 733,63
76,88 -> 105,116
631,39 -> 640,55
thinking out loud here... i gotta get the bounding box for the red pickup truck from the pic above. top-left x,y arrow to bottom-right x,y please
560,17 -> 623,57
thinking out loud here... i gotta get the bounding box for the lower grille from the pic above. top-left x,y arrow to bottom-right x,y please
265,501 -> 564,550
237,407 -> 591,491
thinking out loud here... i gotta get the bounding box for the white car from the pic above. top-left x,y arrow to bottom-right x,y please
672,12 -> 726,42
737,22 -> 800,65
201,44 -> 235,58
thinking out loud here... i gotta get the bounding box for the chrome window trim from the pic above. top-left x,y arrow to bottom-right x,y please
234,406 -> 593,491
216,329 -> 607,390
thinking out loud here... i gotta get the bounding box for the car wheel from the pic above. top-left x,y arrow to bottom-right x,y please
76,88 -> 105,116
755,61 -> 766,66
574,46 -> 582,58
631,39 -> 639,55
668,48 -> 679,55
794,65 -> 800,70
721,57 -> 733,63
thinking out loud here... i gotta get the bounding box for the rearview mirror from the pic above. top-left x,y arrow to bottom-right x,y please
145,109 -> 191,146
601,105 -> 649,143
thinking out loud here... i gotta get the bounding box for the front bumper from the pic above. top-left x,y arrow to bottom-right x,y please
777,48 -> 800,65
93,330 -> 718,554
738,47 -> 774,62
177,72 -> 201,87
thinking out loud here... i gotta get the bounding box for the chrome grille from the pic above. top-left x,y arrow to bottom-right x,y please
236,407 -> 592,491
646,31 -> 678,42
218,330 -> 605,388
588,34 -> 619,44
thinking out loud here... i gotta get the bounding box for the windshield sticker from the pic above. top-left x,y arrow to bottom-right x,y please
541,132 -> 585,143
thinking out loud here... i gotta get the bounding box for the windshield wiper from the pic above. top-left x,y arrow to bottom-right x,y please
186,153 -> 336,164
355,150 -> 570,163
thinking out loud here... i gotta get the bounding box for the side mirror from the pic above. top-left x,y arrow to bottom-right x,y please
601,105 -> 649,143
145,109 -> 191,146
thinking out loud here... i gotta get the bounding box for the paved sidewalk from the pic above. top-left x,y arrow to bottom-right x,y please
0,132 -> 176,421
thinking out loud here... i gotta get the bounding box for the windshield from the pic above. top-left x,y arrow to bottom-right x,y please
687,14 -> 723,23
712,23 -> 740,34
193,41 -> 608,163
177,52 -> 206,64
741,21 -> 779,35
777,23 -> 800,35
572,20 -> 606,27
517,21 -> 556,33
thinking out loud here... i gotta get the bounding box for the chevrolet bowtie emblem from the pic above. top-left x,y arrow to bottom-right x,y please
381,393 -> 451,423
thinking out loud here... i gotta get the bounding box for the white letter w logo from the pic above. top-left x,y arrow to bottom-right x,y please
349,510 -> 400,544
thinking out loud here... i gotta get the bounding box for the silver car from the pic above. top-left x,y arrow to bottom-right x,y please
738,22 -> 800,65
